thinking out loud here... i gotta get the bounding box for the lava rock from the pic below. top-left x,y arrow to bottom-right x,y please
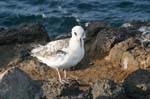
85,20 -> 111,38
123,69 -> 150,99
42,78 -> 92,99
84,20 -> 111,51
42,78 -> 60,99
121,20 -> 150,30
58,79 -> 82,96
0,67 -> 42,99
0,44 -> 38,67
120,20 -> 150,39
0,23 -> 49,45
90,27 -> 127,58
92,79 -> 127,99
0,23 -> 50,67
107,38 -> 150,70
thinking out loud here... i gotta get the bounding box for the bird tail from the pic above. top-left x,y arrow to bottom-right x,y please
35,55 -> 47,63
30,44 -> 45,57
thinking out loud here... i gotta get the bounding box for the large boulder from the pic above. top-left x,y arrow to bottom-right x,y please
0,23 -> 49,45
89,27 -> 127,59
92,79 -> 127,99
0,67 -> 42,99
123,69 -> 150,99
86,20 -> 150,60
84,20 -> 111,53
107,38 -> 150,70
84,20 -> 128,59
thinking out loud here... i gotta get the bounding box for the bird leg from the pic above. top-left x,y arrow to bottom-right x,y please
56,68 -> 62,83
63,69 -> 67,79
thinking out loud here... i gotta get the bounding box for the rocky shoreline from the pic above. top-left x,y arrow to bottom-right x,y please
0,20 -> 150,99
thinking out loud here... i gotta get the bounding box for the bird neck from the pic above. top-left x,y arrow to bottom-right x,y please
69,37 -> 84,50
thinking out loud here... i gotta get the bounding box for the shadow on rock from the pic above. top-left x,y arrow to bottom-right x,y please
123,69 -> 150,99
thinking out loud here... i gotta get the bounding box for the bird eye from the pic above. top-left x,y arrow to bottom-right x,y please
74,32 -> 77,36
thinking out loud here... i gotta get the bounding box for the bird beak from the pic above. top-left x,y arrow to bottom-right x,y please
83,33 -> 86,40
80,38 -> 82,48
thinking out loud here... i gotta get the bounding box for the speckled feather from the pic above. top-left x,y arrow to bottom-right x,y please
31,38 -> 69,58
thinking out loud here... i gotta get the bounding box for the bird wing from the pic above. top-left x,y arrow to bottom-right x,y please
31,38 -> 70,59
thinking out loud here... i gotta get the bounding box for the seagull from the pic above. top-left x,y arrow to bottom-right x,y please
31,26 -> 85,83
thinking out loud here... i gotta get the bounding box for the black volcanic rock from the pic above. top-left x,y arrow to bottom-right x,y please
0,23 -> 50,67
123,69 -> 150,99
90,27 -> 127,58
84,20 -> 111,52
0,67 -> 42,99
85,20 -> 111,38
92,79 -> 127,99
0,23 -> 49,45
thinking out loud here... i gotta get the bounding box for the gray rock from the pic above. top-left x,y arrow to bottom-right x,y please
123,69 -> 150,99
85,20 -> 131,60
90,27 -> 127,58
84,20 -> 112,58
121,20 -> 150,30
120,20 -> 150,40
92,79 -> 127,99
85,20 -> 111,38
85,20 -> 150,60
0,67 -> 42,99
0,23 -> 49,45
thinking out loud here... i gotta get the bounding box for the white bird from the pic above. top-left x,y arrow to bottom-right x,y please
31,26 -> 85,83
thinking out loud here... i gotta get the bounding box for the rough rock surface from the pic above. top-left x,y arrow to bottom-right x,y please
121,20 -> 150,30
90,27 -> 127,58
42,78 -> 92,99
84,21 -> 111,58
42,78 -> 60,99
0,44 -> 32,67
0,23 -> 49,45
123,69 -> 150,99
85,20 -> 111,40
0,67 -> 42,99
121,20 -> 150,45
107,38 -> 150,70
92,79 -> 127,99
0,23 -> 50,67
84,20 -> 129,59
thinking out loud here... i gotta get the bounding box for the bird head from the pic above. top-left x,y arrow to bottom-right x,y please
71,26 -> 86,40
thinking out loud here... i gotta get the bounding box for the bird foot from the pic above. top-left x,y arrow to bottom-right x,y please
60,78 -> 79,85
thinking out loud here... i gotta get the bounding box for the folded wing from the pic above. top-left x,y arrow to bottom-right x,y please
31,38 -> 69,60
